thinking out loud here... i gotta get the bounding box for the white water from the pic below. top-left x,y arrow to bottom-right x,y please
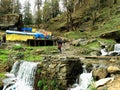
3,61 -> 38,90
69,65 -> 93,90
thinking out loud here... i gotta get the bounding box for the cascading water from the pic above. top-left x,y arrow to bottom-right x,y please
3,61 -> 38,90
68,65 -> 93,90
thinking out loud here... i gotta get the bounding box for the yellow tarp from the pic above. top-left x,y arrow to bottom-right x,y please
32,28 -> 37,32
6,34 -> 34,41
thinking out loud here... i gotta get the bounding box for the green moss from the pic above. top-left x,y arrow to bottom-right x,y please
0,73 -> 6,78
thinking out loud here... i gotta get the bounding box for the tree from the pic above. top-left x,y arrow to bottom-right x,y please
0,0 -> 21,15
0,0 -> 13,14
51,0 -> 60,18
113,0 -> 117,4
13,0 -> 21,14
62,0 -> 75,31
43,0 -> 52,22
23,1 -> 33,25
34,0 -> 42,29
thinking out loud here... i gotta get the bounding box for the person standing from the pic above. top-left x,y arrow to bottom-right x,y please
2,34 -> 6,43
57,38 -> 62,53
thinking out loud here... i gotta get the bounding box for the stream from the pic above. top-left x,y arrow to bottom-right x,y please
2,61 -> 38,90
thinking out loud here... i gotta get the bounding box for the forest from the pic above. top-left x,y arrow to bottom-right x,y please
0,0 -> 118,31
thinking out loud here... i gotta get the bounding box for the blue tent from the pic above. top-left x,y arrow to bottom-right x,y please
35,33 -> 44,39
21,27 -> 32,32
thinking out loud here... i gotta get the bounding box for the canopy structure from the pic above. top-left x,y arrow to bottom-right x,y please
6,30 -> 52,41
6,34 -> 34,41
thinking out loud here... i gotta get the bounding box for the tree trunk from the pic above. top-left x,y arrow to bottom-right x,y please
114,0 -> 117,4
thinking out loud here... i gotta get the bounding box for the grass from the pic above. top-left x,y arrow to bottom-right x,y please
0,44 -> 57,63
64,31 -> 88,39
86,42 -> 100,50
0,49 -> 10,63
23,46 -> 57,61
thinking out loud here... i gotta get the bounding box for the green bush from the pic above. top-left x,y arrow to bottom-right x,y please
43,85 -> 48,90
37,80 -> 43,88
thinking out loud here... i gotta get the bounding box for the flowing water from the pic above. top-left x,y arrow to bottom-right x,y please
68,65 -> 93,90
3,61 -> 38,90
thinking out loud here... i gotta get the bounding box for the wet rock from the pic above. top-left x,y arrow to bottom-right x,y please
0,81 -> 3,90
92,67 -> 108,80
85,63 -> 93,73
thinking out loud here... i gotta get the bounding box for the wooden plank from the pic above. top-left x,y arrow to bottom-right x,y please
85,56 -> 119,59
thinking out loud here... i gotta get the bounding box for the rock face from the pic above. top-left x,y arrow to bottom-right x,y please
34,56 -> 83,90
0,14 -> 23,30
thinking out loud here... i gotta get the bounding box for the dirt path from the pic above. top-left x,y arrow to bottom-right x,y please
55,42 -> 79,57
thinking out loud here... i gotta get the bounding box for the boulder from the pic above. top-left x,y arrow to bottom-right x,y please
92,67 -> 108,80
35,49 -> 44,54
70,39 -> 81,46
107,66 -> 120,73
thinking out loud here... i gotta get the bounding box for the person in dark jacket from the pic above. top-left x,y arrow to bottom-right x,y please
2,34 -> 6,43
57,38 -> 62,53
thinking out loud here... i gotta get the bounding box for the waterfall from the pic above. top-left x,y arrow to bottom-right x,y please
10,61 -> 22,76
68,65 -> 93,90
3,61 -> 38,90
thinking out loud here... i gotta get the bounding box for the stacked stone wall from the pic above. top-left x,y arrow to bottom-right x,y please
34,56 -> 83,90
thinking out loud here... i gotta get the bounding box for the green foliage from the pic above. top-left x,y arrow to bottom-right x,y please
37,79 -> 59,90
64,31 -> 87,39
37,69 -> 42,74
15,53 -> 24,59
51,79 -> 57,89
0,0 -> 21,14
23,46 -> 56,61
0,54 -> 8,62
37,80 -> 43,88
0,49 -> 9,62
86,42 -> 100,49
89,86 -> 97,90
23,1 -> 33,25
51,0 -> 60,18
100,0 -> 106,3
0,49 -> 9,55
0,73 -> 6,78
24,55 -> 43,61
13,45 -> 23,50
43,85 -> 48,90
43,1 -> 52,22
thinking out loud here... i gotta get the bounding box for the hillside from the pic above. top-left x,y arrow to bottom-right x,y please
47,1 -> 120,41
